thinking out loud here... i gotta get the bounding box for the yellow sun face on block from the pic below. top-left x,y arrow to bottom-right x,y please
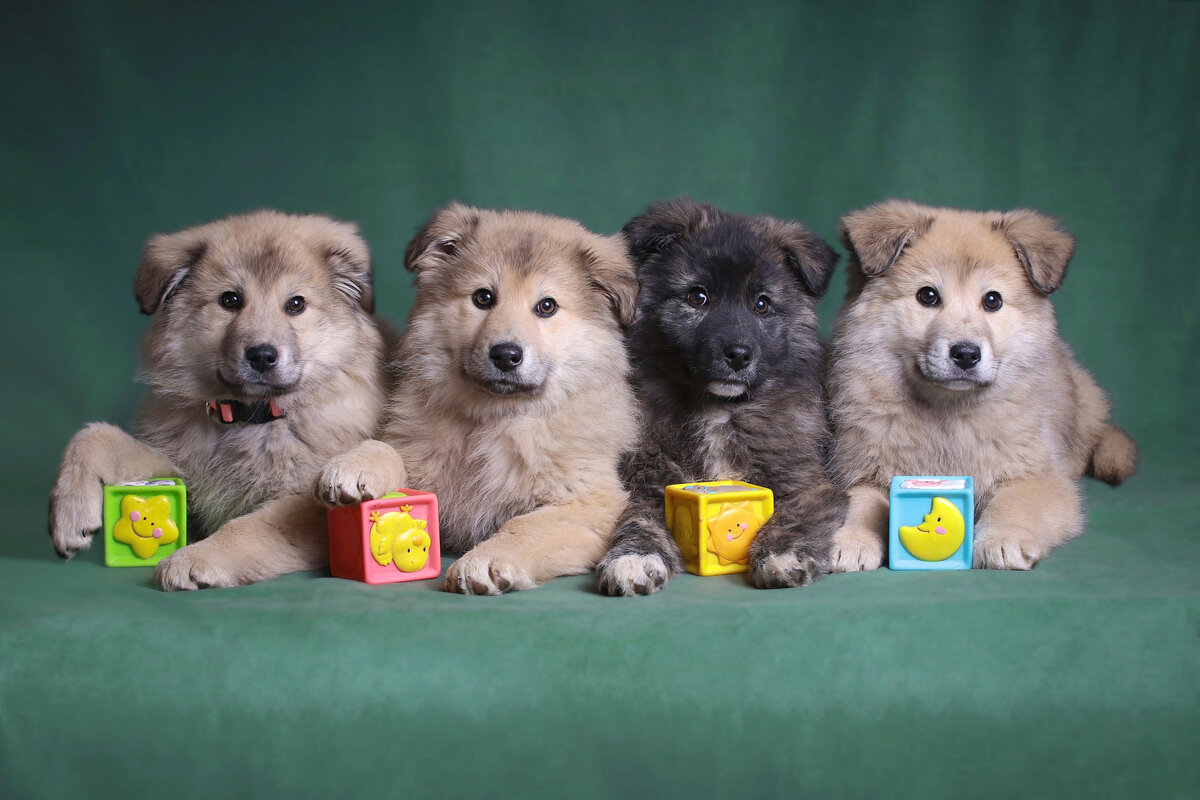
898,496 -> 965,561
111,495 -> 179,559
369,506 -> 431,573
705,503 -> 765,566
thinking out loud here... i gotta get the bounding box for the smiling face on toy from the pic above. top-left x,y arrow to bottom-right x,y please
898,496 -> 965,561
369,507 -> 431,573
705,504 -> 764,566
111,494 -> 179,559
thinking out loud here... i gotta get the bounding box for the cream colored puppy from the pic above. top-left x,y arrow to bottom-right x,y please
316,204 -> 639,594
50,211 -> 388,589
827,201 -> 1138,571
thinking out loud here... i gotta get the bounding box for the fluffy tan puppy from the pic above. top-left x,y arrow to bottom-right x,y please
315,203 -> 639,594
49,211 -> 388,589
828,200 -> 1138,571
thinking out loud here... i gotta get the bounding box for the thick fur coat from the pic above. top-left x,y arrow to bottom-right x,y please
316,204 -> 640,594
50,211 -> 389,589
827,200 -> 1138,571
595,198 -> 849,595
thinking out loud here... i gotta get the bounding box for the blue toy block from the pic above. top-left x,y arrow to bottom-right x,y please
888,477 -> 974,570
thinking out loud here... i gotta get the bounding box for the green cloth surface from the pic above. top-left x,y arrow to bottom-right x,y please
1,1 -> 1196,798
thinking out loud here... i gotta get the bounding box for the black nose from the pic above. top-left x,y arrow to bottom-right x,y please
949,342 -> 981,370
489,342 -> 523,372
245,344 -> 279,373
723,344 -> 752,372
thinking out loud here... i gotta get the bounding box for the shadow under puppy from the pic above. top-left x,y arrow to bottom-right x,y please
49,211 -> 389,589
596,198 -> 849,595
315,203 -> 639,594
828,200 -> 1138,571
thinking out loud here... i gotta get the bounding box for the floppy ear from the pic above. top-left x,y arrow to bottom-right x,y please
994,208 -> 1076,294
404,202 -> 480,274
313,218 -> 374,312
581,234 -> 639,327
839,200 -> 935,278
758,216 -> 840,298
621,197 -> 711,266
134,226 -> 211,315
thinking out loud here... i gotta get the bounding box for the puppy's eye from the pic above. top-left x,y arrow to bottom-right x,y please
534,297 -> 558,318
472,288 -> 495,309
754,295 -> 771,314
285,296 -> 306,315
916,286 -> 940,307
219,291 -> 242,310
982,290 -> 1003,312
686,288 -> 709,308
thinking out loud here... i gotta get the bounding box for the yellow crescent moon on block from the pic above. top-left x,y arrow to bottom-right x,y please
898,496 -> 965,562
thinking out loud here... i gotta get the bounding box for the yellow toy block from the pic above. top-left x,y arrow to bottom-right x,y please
664,481 -> 774,576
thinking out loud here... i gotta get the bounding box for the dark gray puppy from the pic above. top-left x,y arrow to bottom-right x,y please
596,198 -> 849,595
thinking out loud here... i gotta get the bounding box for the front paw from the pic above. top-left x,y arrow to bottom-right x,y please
750,549 -> 821,589
444,550 -> 535,596
973,527 -> 1043,570
830,524 -> 886,573
154,543 -> 241,591
595,552 -> 671,596
48,482 -> 102,559
314,452 -> 396,507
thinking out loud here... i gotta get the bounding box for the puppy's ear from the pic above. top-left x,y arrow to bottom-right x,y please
582,234 -> 639,327
404,202 -> 480,273
621,197 -> 710,266
839,200 -> 935,277
759,217 -> 840,298
135,226 -> 210,315
995,208 -> 1076,294
316,219 -> 374,312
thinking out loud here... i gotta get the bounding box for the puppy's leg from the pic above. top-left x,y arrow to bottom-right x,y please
49,423 -> 174,559
749,482 -> 848,589
444,497 -> 622,596
313,439 -> 407,506
594,490 -> 685,597
154,493 -> 326,590
829,484 -> 889,572
974,475 -> 1083,570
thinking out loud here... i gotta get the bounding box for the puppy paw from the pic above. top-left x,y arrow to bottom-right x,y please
314,453 -> 396,507
973,527 -> 1043,570
154,544 -> 241,591
444,551 -> 535,596
595,552 -> 671,596
750,550 -> 821,589
48,482 -> 102,559
830,525 -> 886,572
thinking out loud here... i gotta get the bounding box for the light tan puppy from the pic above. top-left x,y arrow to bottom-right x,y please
49,211 -> 389,589
315,203 -> 639,594
827,200 -> 1138,571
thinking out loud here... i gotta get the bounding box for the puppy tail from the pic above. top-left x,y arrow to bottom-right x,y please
1087,425 -> 1139,486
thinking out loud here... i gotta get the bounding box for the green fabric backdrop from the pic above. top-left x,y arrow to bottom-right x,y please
1,1 -> 1196,798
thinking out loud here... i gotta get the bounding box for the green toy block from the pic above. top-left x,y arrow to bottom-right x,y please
102,479 -> 188,567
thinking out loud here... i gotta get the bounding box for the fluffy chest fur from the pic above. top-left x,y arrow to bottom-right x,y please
140,369 -> 384,534
389,384 -> 637,553
643,377 -> 830,494
829,347 -> 1082,503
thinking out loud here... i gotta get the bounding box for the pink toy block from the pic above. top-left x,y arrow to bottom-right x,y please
327,489 -> 441,584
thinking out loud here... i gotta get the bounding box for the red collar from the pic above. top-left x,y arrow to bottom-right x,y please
205,399 -> 286,425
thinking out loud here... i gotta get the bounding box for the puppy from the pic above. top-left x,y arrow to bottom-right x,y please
49,211 -> 389,589
828,200 -> 1139,571
315,203 -> 639,594
595,198 -> 849,595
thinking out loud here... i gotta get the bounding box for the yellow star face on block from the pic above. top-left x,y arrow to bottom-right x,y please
111,495 -> 179,559
705,502 -> 765,566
